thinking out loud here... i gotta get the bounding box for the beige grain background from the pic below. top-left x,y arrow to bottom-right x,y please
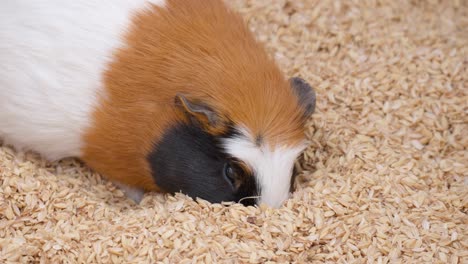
1,0 -> 467,263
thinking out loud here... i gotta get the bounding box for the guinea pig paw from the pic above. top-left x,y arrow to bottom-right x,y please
113,182 -> 145,204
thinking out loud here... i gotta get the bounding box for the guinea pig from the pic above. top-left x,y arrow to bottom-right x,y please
0,0 -> 316,208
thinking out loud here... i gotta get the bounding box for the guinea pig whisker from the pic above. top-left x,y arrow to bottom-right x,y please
238,195 -> 261,204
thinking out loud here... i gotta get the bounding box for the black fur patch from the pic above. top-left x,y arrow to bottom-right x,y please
148,122 -> 258,206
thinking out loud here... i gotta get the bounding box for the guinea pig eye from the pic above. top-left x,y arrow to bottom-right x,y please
223,162 -> 237,189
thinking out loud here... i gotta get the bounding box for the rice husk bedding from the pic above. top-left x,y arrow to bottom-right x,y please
1,0 -> 467,263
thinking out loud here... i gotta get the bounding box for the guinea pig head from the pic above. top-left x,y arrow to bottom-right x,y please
147,94 -> 258,206
148,77 -> 316,208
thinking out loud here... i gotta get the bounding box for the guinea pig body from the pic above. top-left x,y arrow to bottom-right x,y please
0,0 -> 315,208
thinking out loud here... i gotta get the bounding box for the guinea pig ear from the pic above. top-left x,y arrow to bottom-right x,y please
289,77 -> 316,118
174,93 -> 223,129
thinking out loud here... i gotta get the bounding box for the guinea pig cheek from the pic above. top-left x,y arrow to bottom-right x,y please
147,122 -> 258,205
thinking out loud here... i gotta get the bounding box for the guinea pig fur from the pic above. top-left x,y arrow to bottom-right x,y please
0,0 -> 316,208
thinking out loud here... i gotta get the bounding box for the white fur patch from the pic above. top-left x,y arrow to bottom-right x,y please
0,0 -> 165,161
223,130 -> 306,208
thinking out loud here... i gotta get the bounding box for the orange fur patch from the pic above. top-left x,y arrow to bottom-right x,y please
81,0 -> 307,191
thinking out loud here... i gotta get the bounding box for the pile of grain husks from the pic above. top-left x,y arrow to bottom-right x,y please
1,0 -> 467,263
